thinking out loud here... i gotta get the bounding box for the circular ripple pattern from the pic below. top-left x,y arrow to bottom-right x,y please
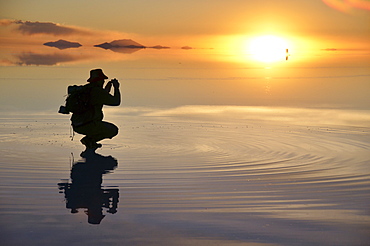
113,121 -> 370,225
0,116 -> 369,245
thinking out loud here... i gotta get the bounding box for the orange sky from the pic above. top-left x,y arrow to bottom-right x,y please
0,0 -> 369,50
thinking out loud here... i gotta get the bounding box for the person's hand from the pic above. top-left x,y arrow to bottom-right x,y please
111,78 -> 120,89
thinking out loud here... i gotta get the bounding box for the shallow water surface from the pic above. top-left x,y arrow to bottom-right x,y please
0,107 -> 369,245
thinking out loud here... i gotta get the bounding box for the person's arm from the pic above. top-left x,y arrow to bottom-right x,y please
111,79 -> 121,106
102,79 -> 120,106
104,81 -> 113,93
93,79 -> 121,106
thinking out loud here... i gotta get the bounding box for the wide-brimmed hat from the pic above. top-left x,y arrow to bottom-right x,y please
87,69 -> 108,82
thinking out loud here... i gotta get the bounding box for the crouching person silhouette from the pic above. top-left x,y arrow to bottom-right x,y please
59,69 -> 121,153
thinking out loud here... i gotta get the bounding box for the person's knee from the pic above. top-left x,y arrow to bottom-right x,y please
110,125 -> 119,138
106,123 -> 118,139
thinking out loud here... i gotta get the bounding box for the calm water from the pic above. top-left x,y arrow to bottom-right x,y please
0,46 -> 370,245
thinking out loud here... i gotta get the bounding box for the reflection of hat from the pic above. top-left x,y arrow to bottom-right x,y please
87,69 -> 108,82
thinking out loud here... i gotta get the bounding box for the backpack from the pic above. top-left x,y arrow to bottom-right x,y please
64,84 -> 93,114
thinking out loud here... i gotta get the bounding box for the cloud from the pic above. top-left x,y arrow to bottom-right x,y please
0,19 -> 138,47
0,19 -> 14,26
322,0 -> 370,12
1,19 -> 91,36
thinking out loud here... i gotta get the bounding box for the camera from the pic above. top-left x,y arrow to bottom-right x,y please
110,78 -> 119,88
110,78 -> 118,85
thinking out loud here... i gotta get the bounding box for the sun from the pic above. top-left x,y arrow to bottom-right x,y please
247,35 -> 289,63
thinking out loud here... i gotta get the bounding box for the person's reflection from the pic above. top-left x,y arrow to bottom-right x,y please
58,151 -> 119,224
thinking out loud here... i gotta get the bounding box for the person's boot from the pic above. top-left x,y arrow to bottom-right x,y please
80,137 -> 102,157
80,136 -> 94,148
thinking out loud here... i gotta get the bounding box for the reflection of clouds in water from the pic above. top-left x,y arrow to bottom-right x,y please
0,59 -> 15,66
15,52 -> 83,66
1,46 -> 140,66
105,47 -> 143,54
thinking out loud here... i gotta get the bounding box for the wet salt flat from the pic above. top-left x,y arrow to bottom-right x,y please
1,1 -> 370,243
0,106 -> 369,246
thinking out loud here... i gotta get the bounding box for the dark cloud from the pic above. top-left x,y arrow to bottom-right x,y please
15,52 -> 82,66
4,19 -> 90,36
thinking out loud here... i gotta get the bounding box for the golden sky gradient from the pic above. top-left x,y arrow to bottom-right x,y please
0,0 -> 369,113
1,0 -> 369,50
